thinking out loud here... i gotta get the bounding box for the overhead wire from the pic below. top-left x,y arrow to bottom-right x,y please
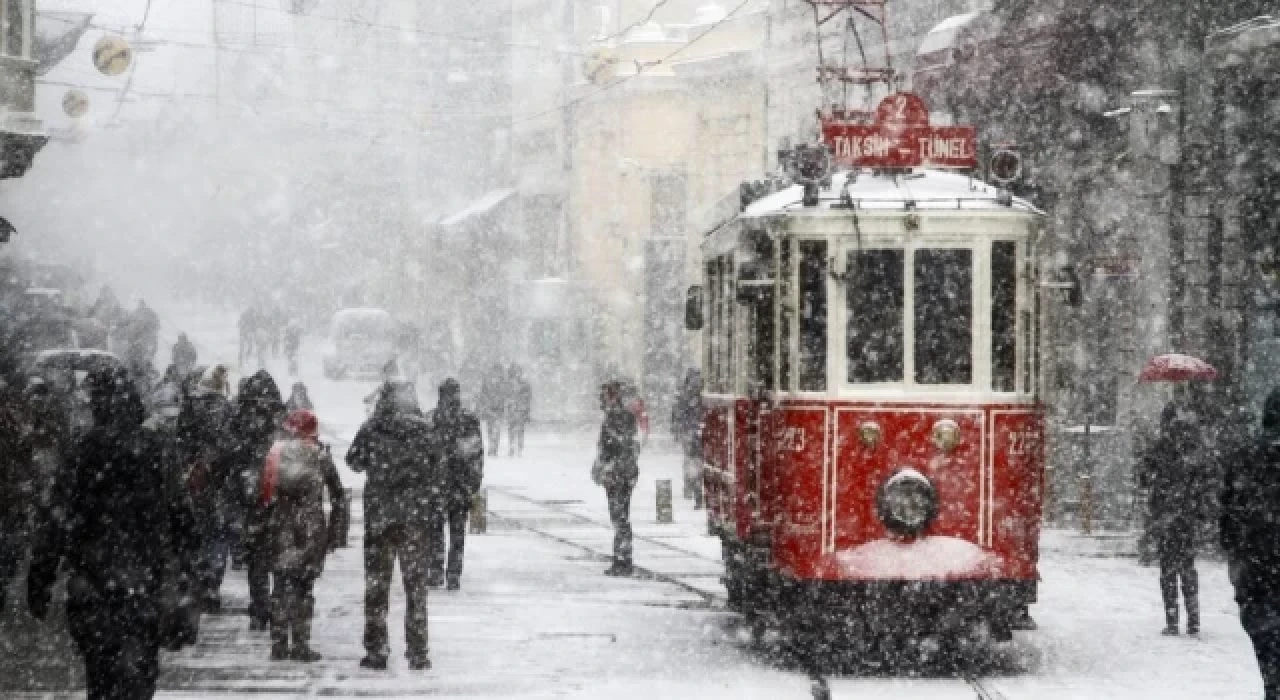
509,0 -> 752,129
106,0 -> 158,126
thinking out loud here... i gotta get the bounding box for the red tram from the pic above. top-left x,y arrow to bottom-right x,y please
690,95 -> 1046,650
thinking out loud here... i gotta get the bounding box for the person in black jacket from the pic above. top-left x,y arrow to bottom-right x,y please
0,382 -> 33,610
176,364 -> 234,612
28,367 -> 201,700
346,380 -> 436,671
427,378 -> 484,590
1223,388 -> 1280,700
594,380 -> 639,577
228,369 -> 286,630
1143,401 -> 1211,636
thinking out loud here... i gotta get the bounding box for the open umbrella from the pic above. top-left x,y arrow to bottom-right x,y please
1138,353 -> 1218,382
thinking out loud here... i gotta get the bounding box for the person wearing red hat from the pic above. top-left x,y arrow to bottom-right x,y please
259,409 -> 347,662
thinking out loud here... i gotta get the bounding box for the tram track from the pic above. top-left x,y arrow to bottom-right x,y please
488,485 -> 1016,700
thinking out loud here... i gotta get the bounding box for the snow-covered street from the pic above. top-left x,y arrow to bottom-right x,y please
0,305 -> 1267,698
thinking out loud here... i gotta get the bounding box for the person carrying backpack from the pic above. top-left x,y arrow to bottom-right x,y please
259,409 -> 347,662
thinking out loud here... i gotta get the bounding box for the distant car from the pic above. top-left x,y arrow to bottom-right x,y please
30,348 -> 126,437
323,308 -> 397,380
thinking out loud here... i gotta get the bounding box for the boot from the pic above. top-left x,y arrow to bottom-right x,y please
604,560 -> 634,577
290,605 -> 322,662
408,655 -> 432,671
1186,598 -> 1200,637
270,643 -> 291,661
1162,608 -> 1179,636
360,656 -> 388,670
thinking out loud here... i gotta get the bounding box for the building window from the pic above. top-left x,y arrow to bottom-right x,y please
847,249 -> 905,383
2,0 -> 26,58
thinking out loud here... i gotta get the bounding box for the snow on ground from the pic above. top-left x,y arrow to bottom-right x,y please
0,303 -> 1264,698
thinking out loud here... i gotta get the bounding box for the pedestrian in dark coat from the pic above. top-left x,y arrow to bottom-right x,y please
176,365 -> 233,611
285,381 -> 313,414
1223,388 -> 1280,700
477,364 -> 506,456
0,382 -> 33,609
506,364 -> 531,457
171,333 -> 198,379
27,367 -> 201,700
1142,401 -> 1211,636
346,380 -> 437,671
260,409 -> 346,662
227,369 -> 286,629
593,381 -> 640,576
427,379 -> 484,590
672,369 -> 704,508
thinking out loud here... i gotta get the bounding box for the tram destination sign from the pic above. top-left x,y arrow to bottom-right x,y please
821,92 -> 978,170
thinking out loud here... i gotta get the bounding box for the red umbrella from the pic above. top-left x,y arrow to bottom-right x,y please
1138,353 -> 1218,382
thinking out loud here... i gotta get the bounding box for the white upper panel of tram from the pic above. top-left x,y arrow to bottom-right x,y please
742,169 -> 1042,218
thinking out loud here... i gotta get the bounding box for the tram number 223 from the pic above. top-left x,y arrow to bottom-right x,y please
1007,429 -> 1042,457
780,426 -> 806,452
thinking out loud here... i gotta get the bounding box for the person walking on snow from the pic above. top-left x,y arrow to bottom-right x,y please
227,370 -> 287,630
477,364 -> 506,457
506,364 -> 531,458
427,378 -> 484,590
171,333 -> 198,379
346,380 -> 437,671
1223,388 -> 1280,700
259,409 -> 347,662
28,367 -> 201,700
592,380 -> 640,577
1142,400 -> 1212,636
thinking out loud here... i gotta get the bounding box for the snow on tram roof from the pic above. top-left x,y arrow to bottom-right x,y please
742,169 -> 1041,218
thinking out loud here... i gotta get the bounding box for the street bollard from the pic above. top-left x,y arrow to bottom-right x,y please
656,479 -> 673,524
470,488 -> 488,534
1080,474 -> 1093,536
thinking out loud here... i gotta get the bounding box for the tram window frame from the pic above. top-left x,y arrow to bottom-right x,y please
991,241 -> 1018,393
797,241 -> 828,392
913,248 -> 974,386
778,239 -> 794,392
846,249 -> 905,384
723,254 -> 735,393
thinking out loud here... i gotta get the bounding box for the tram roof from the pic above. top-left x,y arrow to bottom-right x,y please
741,169 -> 1041,219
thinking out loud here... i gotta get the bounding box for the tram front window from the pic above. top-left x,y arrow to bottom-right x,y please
914,249 -> 973,385
847,249 -> 905,383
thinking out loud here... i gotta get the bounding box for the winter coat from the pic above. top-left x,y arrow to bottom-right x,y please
260,438 -> 346,577
428,406 -> 484,508
172,337 -> 197,376
597,406 -> 639,487
1143,407 -> 1211,549
346,399 -> 437,531
28,376 -> 201,615
176,387 -> 233,515
477,373 -> 507,421
0,392 -> 34,539
507,377 -> 532,424
1222,389 -> 1280,604
226,371 -> 285,525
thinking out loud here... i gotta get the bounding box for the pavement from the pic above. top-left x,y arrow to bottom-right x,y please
0,304 -> 1270,698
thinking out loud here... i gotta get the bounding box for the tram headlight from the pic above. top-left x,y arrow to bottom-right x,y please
858,421 -> 882,449
932,419 -> 961,454
876,468 -> 939,537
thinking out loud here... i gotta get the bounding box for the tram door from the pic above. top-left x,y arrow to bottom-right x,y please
740,238 -> 776,522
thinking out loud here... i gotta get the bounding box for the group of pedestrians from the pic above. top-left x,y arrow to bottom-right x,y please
239,305 -> 303,374
476,363 -> 532,457
1135,385 -> 1280,698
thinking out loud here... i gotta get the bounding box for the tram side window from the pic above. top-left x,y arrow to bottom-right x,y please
705,261 -> 721,392
914,249 -> 973,385
847,249 -> 905,383
991,242 -> 1018,392
798,241 -> 827,391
